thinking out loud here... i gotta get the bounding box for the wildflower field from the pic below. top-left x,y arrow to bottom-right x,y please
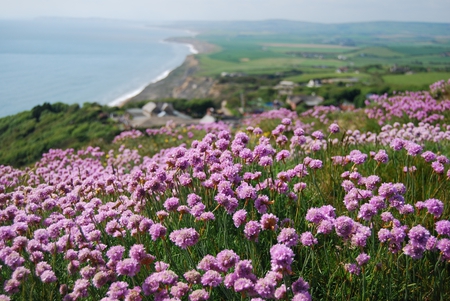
1,80 -> 450,301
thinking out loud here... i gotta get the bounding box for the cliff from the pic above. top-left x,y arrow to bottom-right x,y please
129,38 -> 221,102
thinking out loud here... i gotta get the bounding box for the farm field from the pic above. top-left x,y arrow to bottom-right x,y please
189,24 -> 450,90
383,72 -> 450,86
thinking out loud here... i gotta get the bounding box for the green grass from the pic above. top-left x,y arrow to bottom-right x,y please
388,45 -> 450,56
263,44 -> 358,54
198,55 -> 348,76
382,72 -> 450,86
348,46 -> 405,58
285,71 -> 371,83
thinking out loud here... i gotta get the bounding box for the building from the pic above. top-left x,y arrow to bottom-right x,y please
286,95 -> 324,110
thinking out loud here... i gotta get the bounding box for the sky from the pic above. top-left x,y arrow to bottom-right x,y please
1,0 -> 449,24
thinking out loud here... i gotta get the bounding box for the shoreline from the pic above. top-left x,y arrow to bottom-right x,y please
107,39 -> 200,108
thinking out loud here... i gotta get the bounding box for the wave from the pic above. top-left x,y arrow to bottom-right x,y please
108,36 -> 198,108
107,69 -> 171,107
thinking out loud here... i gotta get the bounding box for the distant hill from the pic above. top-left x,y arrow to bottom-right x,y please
165,20 -> 450,45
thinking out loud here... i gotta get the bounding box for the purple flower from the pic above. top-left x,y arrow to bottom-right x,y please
235,260 -> 255,278
255,277 -> 275,298
233,209 -> 247,227
421,151 -> 436,162
253,127 -> 263,135
276,150 -> 290,162
11,266 -> 30,281
436,220 -> 450,236
163,197 -> 179,212
259,156 -> 273,167
274,284 -> 287,299
244,221 -> 261,241
281,118 -> 291,125
4,279 -> 20,294
291,277 -> 310,294
292,292 -> 312,301
4,251 -> 25,269
378,183 -> 397,198
437,155 -> 450,164
355,253 -> 370,266
0,294 -> 11,301
234,278 -> 255,293
117,258 -> 140,277
390,138 -> 405,151
380,211 -> 394,222
170,282 -> 190,298
300,232 -> 318,247
437,238 -> 450,260
197,255 -> 220,272
184,269 -> 201,284
374,149 -> 389,163
236,182 -> 257,200
93,271 -> 111,288
369,196 -> 386,210
270,244 -> 294,273
260,213 -> 279,231
149,223 -> 167,241
405,142 -> 422,156
189,289 -> 209,301
187,193 -> 202,207
311,130 -> 325,140
308,159 -> 323,169
398,204 -> 414,215
349,150 -> 367,165
351,224 -> 371,247
403,243 -> 426,259
40,270 -> 57,283
107,246 -> 125,261
293,182 -> 307,192
125,286 -> 142,301
107,281 -> 129,299
317,220 -> 334,235
334,216 -> 354,239
344,263 -> 360,275
35,261 -> 52,276
432,161 -> 445,174
277,228 -> 299,247
364,175 -> 381,190
328,123 -> 340,133
169,228 -> 199,249
424,198 -> 444,217
216,249 -> 240,271
358,203 -> 377,221
408,225 -> 430,246
426,236 -> 438,251
201,270 -> 222,287
129,244 -> 155,264
191,202 -> 206,217
305,208 -> 325,224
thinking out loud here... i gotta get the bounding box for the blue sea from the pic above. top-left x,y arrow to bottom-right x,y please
0,18 -> 194,118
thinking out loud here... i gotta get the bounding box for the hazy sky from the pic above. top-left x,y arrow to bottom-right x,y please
1,0 -> 449,23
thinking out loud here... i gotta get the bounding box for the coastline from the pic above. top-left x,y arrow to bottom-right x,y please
107,40 -> 199,108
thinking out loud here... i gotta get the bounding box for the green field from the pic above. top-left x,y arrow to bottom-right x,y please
285,71 -> 370,83
194,29 -> 450,86
383,72 -> 450,86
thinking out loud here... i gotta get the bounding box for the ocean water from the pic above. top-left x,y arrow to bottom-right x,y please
0,18 -> 194,118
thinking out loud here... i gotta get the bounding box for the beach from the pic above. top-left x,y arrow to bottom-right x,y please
111,37 -> 219,108
107,39 -> 199,108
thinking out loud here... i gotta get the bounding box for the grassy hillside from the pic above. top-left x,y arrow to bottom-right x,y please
0,102 -> 122,167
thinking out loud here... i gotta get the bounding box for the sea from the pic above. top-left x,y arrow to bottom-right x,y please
0,18 -> 195,118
